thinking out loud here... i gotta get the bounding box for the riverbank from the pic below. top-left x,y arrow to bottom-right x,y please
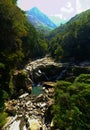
3,57 -> 90,130
3,90 -> 54,130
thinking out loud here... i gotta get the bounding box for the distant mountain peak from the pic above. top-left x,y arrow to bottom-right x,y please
26,7 -> 57,33
29,7 -> 41,12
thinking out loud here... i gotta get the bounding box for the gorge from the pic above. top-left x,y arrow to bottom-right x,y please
3,57 -> 61,130
3,56 -> 90,130
2,56 -> 90,130
0,1 -> 90,129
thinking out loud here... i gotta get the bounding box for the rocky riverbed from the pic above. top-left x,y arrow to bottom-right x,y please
3,57 -> 63,130
3,57 -> 90,130
3,91 -> 54,130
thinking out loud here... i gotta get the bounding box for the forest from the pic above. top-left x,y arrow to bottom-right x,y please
0,0 -> 90,129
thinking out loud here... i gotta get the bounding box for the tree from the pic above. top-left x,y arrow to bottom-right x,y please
52,74 -> 90,129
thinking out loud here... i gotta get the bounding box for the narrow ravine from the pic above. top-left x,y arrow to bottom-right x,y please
3,57 -> 69,130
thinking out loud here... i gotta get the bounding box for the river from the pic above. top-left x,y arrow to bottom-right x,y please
3,57 -> 67,130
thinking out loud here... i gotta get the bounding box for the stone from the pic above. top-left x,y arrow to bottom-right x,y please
40,103 -> 47,108
19,93 -> 29,99
27,85 -> 32,93
42,82 -> 56,89
5,101 -> 16,115
35,94 -> 44,102
24,56 -> 64,84
47,99 -> 54,107
28,119 -> 41,130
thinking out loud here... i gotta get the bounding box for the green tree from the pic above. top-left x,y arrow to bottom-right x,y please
52,74 -> 90,130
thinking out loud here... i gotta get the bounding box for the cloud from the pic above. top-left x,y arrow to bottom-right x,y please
76,0 -> 82,13
76,0 -> 90,13
60,2 -> 74,13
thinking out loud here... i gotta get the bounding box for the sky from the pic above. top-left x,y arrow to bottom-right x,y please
17,0 -> 90,20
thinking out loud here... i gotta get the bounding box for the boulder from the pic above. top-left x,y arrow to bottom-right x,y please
42,82 -> 56,89
35,94 -> 44,102
13,70 -> 32,95
25,57 -> 64,83
5,101 -> 16,115
27,85 -> 32,93
29,119 -> 41,130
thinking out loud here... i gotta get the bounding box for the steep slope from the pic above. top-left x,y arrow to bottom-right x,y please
0,1 -> 48,127
47,9 -> 90,39
26,7 -> 57,33
47,9 -> 90,61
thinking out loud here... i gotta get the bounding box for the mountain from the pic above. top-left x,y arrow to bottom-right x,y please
26,7 -> 57,33
47,9 -> 90,61
47,9 -> 90,39
49,15 -> 67,26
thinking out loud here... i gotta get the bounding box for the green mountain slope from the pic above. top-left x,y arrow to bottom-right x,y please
0,1 -> 48,127
48,9 -> 90,61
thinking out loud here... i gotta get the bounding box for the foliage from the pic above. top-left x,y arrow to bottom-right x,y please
0,0 -> 48,96
74,74 -> 90,84
0,0 -> 48,127
0,112 -> 8,128
48,10 -> 90,61
52,74 -> 90,130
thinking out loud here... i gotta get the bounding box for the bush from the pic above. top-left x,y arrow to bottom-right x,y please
52,74 -> 90,130
0,112 -> 8,128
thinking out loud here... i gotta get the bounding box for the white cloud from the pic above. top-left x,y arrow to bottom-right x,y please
76,0 -> 82,13
76,0 -> 90,13
60,2 -> 74,13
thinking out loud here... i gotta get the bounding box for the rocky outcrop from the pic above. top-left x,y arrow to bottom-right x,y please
12,70 -> 32,95
12,57 -> 69,96
42,82 -> 56,98
24,57 -> 65,83
5,100 -> 17,116
4,91 -> 54,130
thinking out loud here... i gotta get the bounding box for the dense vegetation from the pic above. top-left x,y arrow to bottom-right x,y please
52,74 -> 90,130
48,10 -> 90,61
0,0 -> 90,128
0,0 -> 48,127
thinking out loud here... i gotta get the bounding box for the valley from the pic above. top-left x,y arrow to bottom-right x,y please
2,57 -> 90,130
0,1 -> 90,130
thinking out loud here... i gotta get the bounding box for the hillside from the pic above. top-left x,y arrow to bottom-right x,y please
26,7 -> 57,33
0,1 -> 90,129
47,9 -> 90,61
0,1 -> 49,127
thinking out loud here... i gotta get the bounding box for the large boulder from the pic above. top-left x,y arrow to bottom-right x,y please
42,82 -> 56,89
5,100 -> 17,115
13,70 -> 32,95
25,57 -> 64,83
28,119 -> 41,130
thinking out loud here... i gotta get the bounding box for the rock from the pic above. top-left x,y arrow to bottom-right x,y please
19,93 -> 29,99
50,120 -> 54,128
28,119 -> 41,130
24,56 -> 64,83
40,103 -> 47,108
47,99 -> 54,107
5,101 -> 16,115
42,82 -> 56,89
4,92 -> 52,130
35,94 -> 44,102
27,85 -> 32,93
13,70 -> 32,96
6,107 -> 16,116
